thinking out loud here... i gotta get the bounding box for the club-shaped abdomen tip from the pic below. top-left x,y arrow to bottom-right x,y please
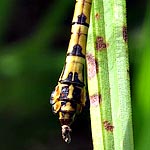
61,125 -> 72,144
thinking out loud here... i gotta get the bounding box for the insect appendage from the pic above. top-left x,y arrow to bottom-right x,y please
62,125 -> 72,144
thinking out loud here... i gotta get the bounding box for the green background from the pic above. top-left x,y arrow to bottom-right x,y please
0,0 -> 149,150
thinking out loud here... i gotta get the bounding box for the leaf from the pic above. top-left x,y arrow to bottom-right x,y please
86,0 -> 134,149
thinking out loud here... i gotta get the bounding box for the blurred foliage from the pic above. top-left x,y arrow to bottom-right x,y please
0,0 -> 149,150
129,1 -> 150,149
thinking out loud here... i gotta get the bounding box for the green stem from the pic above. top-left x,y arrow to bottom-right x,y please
86,0 -> 134,149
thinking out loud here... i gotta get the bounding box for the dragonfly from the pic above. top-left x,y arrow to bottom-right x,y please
50,0 -> 92,143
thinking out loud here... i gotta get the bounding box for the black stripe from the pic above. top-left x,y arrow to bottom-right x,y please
60,80 -> 85,87
67,44 -> 85,58
72,22 -> 89,27
72,13 -> 89,27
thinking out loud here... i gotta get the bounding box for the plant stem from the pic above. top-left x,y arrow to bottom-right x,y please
86,0 -> 134,149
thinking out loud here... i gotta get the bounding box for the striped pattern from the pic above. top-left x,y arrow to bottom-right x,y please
50,0 -> 92,143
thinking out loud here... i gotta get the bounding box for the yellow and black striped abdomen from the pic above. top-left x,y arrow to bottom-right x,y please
68,0 -> 91,57
50,0 -> 92,143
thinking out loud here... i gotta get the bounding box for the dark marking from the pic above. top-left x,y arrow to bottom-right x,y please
61,101 -> 67,106
73,86 -> 81,102
60,72 -> 84,87
60,72 -> 73,84
60,98 -> 81,110
123,26 -> 128,42
95,13 -> 100,20
78,13 -> 87,25
67,44 -> 85,58
72,13 -> 89,27
73,72 -> 84,87
69,101 -> 77,110
89,94 -> 101,107
86,53 -> 98,79
66,72 -> 73,82
60,86 -> 69,99
103,121 -> 114,132
96,36 -> 107,50
60,118 -> 73,126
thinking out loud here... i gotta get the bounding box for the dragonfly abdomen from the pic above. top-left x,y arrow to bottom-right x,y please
50,0 -> 91,143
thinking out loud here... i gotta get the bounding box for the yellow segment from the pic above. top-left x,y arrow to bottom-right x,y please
71,24 -> 88,34
72,0 -> 91,24
60,58 -> 84,83
67,25 -> 88,55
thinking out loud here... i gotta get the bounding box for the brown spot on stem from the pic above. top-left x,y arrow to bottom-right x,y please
103,121 -> 114,132
96,36 -> 107,50
89,94 -> 101,107
86,53 -> 98,79
123,26 -> 128,42
95,13 -> 100,20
